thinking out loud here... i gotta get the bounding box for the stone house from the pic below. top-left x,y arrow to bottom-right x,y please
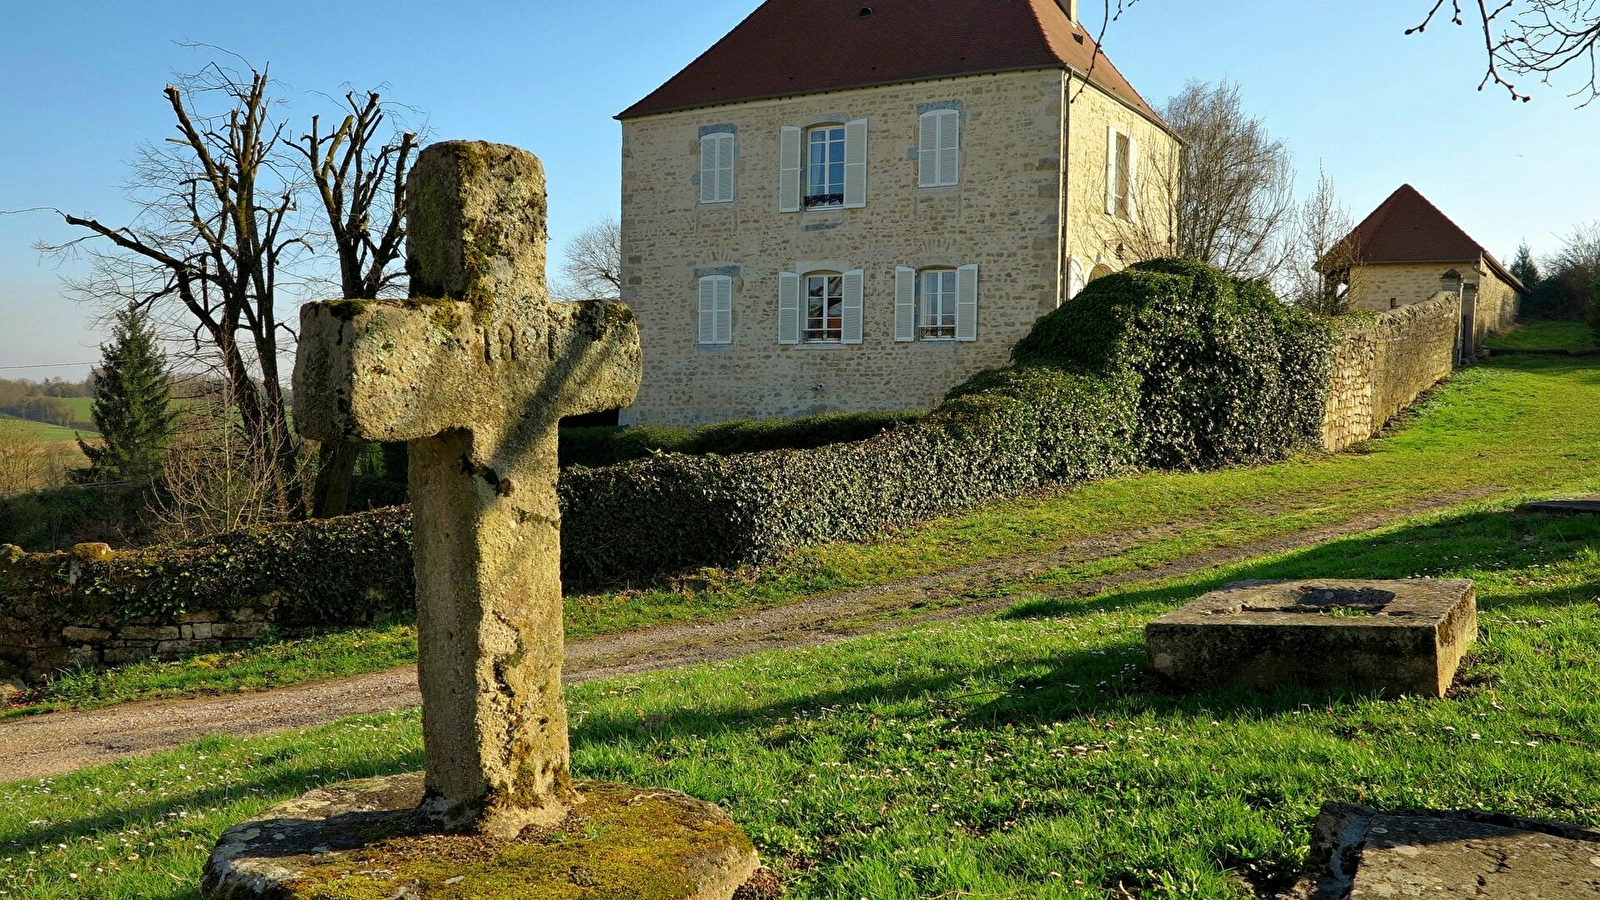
1319,184 -> 1523,351
615,0 -> 1181,426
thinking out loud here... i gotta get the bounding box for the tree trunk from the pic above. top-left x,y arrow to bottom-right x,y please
311,441 -> 363,518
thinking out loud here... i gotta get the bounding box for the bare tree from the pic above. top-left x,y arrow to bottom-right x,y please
291,90 -> 418,518
146,383 -> 314,542
1166,80 -> 1297,281
0,420 -> 50,495
1409,0 -> 1600,103
1288,165 -> 1357,314
552,217 -> 622,302
43,62 -> 306,512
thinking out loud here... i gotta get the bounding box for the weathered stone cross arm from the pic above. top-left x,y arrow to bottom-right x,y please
291,141 -> 640,838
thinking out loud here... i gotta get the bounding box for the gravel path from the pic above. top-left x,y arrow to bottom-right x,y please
0,487 -> 1496,783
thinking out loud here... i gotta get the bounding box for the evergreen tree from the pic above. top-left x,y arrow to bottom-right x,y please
1589,278 -> 1600,347
1510,241 -> 1541,290
79,305 -> 176,483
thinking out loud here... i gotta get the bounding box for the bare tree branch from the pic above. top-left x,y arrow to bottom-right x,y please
1409,0 -> 1600,103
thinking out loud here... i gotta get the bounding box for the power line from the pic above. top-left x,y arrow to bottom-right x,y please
0,360 -> 96,368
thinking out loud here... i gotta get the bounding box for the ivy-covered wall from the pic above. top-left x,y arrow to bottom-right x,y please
0,510 -> 412,681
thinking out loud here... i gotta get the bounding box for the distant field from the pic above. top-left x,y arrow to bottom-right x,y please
58,397 -> 94,420
0,415 -> 93,441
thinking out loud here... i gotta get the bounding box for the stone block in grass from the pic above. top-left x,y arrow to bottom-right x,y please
1145,578 -> 1476,698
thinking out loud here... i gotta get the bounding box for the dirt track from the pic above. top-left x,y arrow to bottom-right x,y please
0,487 -> 1496,783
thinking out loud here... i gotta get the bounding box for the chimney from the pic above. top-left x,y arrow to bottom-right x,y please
1057,0 -> 1079,24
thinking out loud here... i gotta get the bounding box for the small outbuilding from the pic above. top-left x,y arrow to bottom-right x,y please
1318,184 -> 1523,350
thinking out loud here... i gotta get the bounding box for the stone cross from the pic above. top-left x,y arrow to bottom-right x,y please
293,141 -> 641,838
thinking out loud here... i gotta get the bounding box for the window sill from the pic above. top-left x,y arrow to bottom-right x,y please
791,341 -> 850,350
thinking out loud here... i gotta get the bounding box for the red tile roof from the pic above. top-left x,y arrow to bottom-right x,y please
1328,184 -> 1522,289
617,0 -> 1167,129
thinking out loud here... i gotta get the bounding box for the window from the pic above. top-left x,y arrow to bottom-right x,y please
919,269 -> 957,339
894,265 -> 978,342
780,120 -> 867,212
699,132 -> 735,204
805,272 -> 844,341
697,275 -> 733,344
806,126 -> 846,207
1106,126 -> 1137,220
918,109 -> 960,187
780,269 -> 863,344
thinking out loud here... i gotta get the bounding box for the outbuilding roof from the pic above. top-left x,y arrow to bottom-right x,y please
617,0 -> 1167,130
1325,184 -> 1523,290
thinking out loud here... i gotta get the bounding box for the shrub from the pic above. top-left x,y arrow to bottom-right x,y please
1014,258 -> 1334,469
1589,277 -> 1600,346
558,410 -> 924,469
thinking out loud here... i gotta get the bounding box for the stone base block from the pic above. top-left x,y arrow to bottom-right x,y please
1146,579 -> 1476,698
1281,802 -> 1600,898
1518,496 -> 1600,516
201,773 -> 761,900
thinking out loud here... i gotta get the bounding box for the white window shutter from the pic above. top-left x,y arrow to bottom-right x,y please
697,277 -> 717,343
841,268 -> 865,344
938,110 -> 959,186
955,264 -> 979,342
1068,257 -> 1086,300
779,126 -> 802,213
1105,125 -> 1118,215
699,135 -> 717,205
778,271 -> 801,344
1127,135 -> 1139,222
843,118 -> 868,208
894,266 -> 916,341
917,112 -> 937,188
714,275 -> 734,343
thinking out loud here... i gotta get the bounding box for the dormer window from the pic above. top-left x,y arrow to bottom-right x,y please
805,126 -> 846,207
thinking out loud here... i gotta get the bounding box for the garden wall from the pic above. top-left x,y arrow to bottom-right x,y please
0,509 -> 412,682
1321,292 -> 1460,452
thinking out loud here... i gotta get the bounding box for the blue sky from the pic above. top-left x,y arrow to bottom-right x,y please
2,0 -> 1595,380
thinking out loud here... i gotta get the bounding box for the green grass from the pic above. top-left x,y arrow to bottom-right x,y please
2,621 -> 420,720
0,415 -> 91,442
3,503 -> 1597,898
56,398 -> 94,422
1483,319 -> 1597,352
11,355 -> 1600,716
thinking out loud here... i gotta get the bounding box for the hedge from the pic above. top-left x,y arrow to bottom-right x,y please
560,258 -> 1336,582
559,409 -> 924,469
0,507 -> 413,631
559,369 -> 1140,581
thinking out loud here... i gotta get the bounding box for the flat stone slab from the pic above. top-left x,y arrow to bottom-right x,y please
1518,496 -> 1600,516
1146,579 -> 1476,697
1283,802 -> 1600,898
201,773 -> 761,900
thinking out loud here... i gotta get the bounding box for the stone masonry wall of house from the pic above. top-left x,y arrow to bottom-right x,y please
1321,292 -> 1461,452
620,69 -> 1177,426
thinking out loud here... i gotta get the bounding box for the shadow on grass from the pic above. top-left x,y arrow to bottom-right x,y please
575,509 -> 1600,748
1,742 -> 424,871
1003,508 -> 1600,622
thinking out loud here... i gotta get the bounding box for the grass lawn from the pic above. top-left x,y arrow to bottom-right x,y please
1484,319 -> 1597,352
10,354 -> 1600,714
2,501 -> 1597,898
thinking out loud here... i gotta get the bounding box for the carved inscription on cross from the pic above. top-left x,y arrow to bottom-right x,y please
293,141 -> 641,838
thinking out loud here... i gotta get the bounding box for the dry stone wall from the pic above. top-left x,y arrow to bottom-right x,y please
1321,293 -> 1460,452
